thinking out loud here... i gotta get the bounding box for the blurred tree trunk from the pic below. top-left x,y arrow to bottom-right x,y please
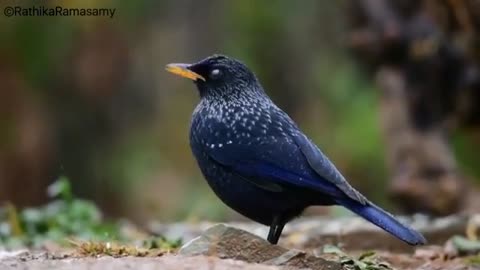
346,0 -> 480,215
0,54 -> 55,206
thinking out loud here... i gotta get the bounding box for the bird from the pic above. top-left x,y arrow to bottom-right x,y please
165,54 -> 426,245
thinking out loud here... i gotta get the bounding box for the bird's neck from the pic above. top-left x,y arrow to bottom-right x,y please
193,90 -> 273,123
203,90 -> 270,109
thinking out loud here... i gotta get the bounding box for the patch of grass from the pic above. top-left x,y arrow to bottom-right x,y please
0,176 -> 181,252
71,240 -> 168,257
466,255 -> 480,266
71,235 -> 181,257
142,235 -> 182,250
0,176 -> 119,248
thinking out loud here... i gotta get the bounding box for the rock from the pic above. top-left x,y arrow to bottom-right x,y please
149,221 -> 269,242
179,224 -> 342,270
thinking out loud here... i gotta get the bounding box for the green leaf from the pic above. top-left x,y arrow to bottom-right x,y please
322,244 -> 347,256
452,235 -> 480,254
358,250 -> 376,260
47,176 -> 73,202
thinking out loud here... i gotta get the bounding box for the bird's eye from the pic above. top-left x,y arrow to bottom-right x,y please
209,68 -> 222,80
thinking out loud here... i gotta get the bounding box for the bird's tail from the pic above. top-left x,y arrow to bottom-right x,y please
337,198 -> 426,245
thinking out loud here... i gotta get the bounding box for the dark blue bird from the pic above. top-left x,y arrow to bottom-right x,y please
166,55 -> 426,245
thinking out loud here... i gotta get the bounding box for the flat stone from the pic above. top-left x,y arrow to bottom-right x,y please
179,224 -> 342,270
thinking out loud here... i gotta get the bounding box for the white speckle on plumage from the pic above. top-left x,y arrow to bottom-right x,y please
189,58 -> 298,166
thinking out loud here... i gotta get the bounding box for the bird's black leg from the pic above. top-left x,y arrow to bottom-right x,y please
267,226 -> 277,244
267,216 -> 285,244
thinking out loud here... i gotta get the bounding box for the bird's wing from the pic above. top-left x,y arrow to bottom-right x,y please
291,132 -> 367,205
203,135 -> 347,198
198,109 -> 367,204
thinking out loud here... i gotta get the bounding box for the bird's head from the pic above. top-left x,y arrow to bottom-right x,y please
166,55 -> 262,99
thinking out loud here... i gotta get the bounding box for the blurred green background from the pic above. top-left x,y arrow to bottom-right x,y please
0,0 -> 478,225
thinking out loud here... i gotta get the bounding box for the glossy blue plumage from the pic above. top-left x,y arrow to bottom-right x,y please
179,55 -> 425,245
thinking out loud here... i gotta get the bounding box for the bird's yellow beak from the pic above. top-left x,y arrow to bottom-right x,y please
165,63 -> 206,81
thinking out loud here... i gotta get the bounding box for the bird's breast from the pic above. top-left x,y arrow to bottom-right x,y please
190,102 -> 297,154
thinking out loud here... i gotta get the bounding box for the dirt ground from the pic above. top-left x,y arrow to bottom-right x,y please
0,254 -> 280,270
1,215 -> 479,270
0,250 -> 476,270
